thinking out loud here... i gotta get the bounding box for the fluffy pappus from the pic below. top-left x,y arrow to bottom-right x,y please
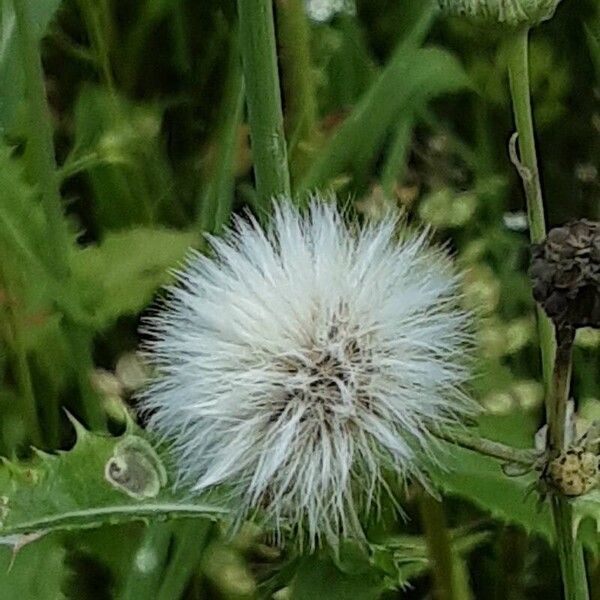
139,199 -> 474,548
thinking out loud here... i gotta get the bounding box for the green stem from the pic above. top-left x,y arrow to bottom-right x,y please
156,521 -> 213,600
507,28 -> 588,600
14,0 -> 107,434
275,0 -> 320,178
76,0 -> 116,90
552,496 -> 590,600
549,329 -> 589,600
237,0 -> 291,207
381,111 -> 415,197
506,28 -> 555,394
418,491 -> 460,600
0,269 -> 42,448
434,429 -> 537,466
119,524 -> 173,600
495,527 -> 528,600
198,33 -> 244,235
548,327 -> 574,452
13,0 -> 70,280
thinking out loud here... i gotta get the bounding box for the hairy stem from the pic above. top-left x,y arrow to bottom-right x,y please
76,0 -> 116,90
13,0 -> 70,279
237,0 -> 291,207
507,28 -> 588,600
13,0 -> 106,433
434,429 -> 537,466
419,491 -> 461,600
275,0 -> 320,178
549,328 -> 589,600
506,28 -> 555,392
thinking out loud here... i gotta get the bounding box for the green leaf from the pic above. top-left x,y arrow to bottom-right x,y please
0,534 -> 66,600
70,86 -> 179,230
291,553 -> 385,600
70,227 -> 196,329
431,443 -> 553,539
0,422 -> 228,538
0,0 -> 62,132
299,45 -> 471,192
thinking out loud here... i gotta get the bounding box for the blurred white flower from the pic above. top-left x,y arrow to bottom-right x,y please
140,199 -> 472,547
305,0 -> 355,23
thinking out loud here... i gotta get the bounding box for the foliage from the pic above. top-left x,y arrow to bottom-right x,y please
0,0 -> 599,597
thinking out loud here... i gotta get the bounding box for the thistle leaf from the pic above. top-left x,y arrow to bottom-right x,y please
0,425 -> 228,538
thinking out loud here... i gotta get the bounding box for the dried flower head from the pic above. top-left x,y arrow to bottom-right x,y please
530,220 -> 600,330
140,200 -> 473,547
437,0 -> 561,28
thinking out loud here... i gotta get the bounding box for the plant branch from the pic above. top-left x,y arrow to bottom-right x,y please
507,27 -> 589,600
13,0 -> 106,433
419,491 -> 461,600
434,429 -> 537,466
506,28 -> 555,394
237,0 -> 291,208
13,0 -> 70,280
275,0 -> 320,178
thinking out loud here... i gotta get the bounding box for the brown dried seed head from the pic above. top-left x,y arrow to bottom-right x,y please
529,220 -> 600,329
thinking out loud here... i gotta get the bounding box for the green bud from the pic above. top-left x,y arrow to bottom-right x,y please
437,0 -> 561,28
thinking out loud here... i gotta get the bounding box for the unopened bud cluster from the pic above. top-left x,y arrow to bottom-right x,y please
437,0 -> 561,28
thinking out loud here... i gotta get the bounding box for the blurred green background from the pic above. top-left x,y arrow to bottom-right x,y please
1,0 -> 600,597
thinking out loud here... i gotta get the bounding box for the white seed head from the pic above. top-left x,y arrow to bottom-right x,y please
304,0 -> 355,22
437,0 -> 561,27
140,199 -> 473,548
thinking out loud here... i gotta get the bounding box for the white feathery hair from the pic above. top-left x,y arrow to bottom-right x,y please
140,198 -> 473,548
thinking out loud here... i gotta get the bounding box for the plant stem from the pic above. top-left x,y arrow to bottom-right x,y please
275,0 -> 320,178
507,28 -> 588,600
548,327 -> 574,452
13,0 -> 70,280
418,491 -> 460,600
0,268 -> 42,448
156,521 -> 213,600
434,429 -> 537,466
198,33 -> 244,235
548,328 -> 589,600
13,0 -> 106,433
381,111 -> 415,197
237,0 -> 291,208
506,28 -> 555,394
119,524 -> 173,600
76,0 -> 116,90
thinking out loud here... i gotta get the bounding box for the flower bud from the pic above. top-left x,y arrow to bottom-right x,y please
529,220 -> 600,330
437,0 -> 562,28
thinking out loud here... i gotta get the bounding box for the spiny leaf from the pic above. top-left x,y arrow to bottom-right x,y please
0,423 -> 228,537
